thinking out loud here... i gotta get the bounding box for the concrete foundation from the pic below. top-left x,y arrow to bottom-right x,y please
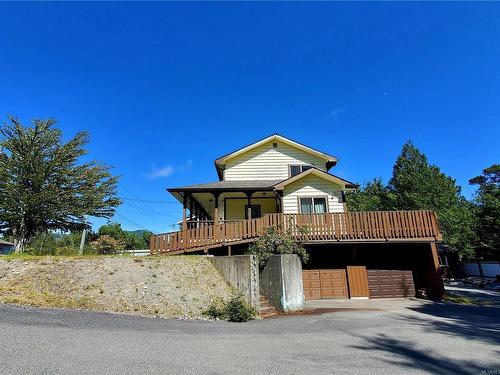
260,254 -> 304,312
209,255 -> 260,310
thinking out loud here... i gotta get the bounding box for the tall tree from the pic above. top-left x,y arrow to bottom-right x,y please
389,141 -> 476,258
346,141 -> 476,258
469,164 -> 500,260
345,178 -> 396,211
0,116 -> 121,252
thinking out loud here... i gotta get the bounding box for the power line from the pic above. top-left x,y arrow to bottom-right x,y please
121,197 -> 178,204
113,212 -> 147,231
119,184 -> 177,204
122,200 -> 163,216
115,184 -> 183,231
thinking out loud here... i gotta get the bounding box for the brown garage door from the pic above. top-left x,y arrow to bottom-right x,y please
302,269 -> 348,300
367,270 -> 416,298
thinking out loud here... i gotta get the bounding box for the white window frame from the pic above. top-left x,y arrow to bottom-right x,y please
289,164 -> 312,177
298,196 -> 328,214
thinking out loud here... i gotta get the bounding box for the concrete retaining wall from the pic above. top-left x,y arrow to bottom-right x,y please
209,255 -> 260,310
260,254 -> 304,312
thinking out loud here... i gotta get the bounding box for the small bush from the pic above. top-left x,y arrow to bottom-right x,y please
204,298 -> 227,320
53,246 -> 79,256
89,235 -> 123,254
249,225 -> 309,269
225,294 -> 256,322
204,294 -> 256,322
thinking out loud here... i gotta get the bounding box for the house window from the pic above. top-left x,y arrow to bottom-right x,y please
289,165 -> 312,177
299,197 -> 327,214
244,205 -> 261,219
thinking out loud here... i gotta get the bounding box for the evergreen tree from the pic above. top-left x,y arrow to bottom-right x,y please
0,116 -> 120,252
346,141 -> 476,258
345,178 -> 396,211
469,164 -> 500,260
388,141 -> 476,258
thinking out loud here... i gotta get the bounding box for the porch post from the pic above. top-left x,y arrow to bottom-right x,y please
182,193 -> 189,231
276,191 -> 283,213
212,192 -> 221,225
189,198 -> 194,222
246,191 -> 254,220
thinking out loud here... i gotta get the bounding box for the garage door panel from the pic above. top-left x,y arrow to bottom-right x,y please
320,269 -> 348,299
368,270 -> 415,298
303,269 -> 348,300
304,289 -> 321,300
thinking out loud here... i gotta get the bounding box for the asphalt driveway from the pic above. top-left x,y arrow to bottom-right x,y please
0,300 -> 499,375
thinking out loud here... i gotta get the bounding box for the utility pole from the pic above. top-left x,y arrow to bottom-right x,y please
79,229 -> 87,255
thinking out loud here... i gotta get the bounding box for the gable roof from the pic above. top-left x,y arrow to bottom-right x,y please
273,168 -> 358,191
214,134 -> 338,180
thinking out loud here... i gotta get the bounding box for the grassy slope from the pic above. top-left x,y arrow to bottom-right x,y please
0,255 -> 234,319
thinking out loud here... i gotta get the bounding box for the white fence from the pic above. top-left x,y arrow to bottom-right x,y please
463,261 -> 500,279
120,249 -> 150,257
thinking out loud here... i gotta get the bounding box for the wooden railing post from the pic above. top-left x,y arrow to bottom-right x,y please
382,212 -> 390,239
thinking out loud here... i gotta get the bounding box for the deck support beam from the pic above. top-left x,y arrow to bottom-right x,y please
426,241 -> 445,299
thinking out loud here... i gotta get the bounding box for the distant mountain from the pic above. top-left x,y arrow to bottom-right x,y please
126,230 -> 152,237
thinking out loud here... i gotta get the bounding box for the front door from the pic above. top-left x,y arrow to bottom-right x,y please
245,205 -> 261,219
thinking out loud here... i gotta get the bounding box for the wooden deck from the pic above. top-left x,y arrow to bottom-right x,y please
150,210 -> 442,255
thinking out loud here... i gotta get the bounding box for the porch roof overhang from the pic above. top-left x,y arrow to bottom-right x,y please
167,180 -> 282,194
168,181 -> 281,221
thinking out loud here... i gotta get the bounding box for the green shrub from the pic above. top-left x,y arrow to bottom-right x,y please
54,246 -> 79,256
225,294 -> 256,322
204,294 -> 256,322
204,298 -> 227,320
89,235 -> 123,254
249,225 -> 309,269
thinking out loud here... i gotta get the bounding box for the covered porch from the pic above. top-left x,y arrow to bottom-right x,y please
168,180 -> 283,231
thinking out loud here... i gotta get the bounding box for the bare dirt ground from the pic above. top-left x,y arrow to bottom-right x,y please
0,255 -> 234,319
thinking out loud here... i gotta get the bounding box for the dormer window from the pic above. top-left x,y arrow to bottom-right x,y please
289,165 -> 312,177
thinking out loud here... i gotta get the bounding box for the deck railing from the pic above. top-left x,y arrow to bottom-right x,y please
150,210 -> 441,255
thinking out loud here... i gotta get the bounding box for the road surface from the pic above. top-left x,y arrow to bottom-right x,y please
0,301 -> 499,374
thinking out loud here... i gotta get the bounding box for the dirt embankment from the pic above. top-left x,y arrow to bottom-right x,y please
0,256 -> 234,319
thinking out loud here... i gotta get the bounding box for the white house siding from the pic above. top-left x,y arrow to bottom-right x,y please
282,175 -> 344,214
224,140 -> 327,181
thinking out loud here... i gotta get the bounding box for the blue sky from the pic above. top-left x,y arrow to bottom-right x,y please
1,2 -> 499,233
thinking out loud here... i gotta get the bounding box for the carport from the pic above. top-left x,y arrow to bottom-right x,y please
302,242 -> 443,300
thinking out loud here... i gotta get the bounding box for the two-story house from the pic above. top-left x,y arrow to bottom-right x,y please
151,134 -> 444,300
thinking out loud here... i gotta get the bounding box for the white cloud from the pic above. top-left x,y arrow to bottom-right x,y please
146,160 -> 193,180
328,107 -> 344,119
147,164 -> 175,180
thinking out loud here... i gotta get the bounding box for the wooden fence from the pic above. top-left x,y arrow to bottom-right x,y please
150,210 -> 441,255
